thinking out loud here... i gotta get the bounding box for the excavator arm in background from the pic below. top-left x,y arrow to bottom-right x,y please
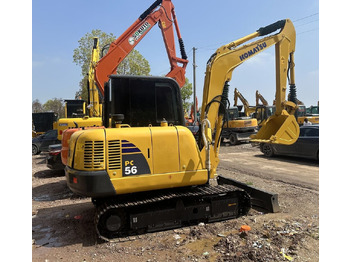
256,90 -> 269,106
87,37 -> 102,117
94,0 -> 188,93
200,19 -> 300,178
233,88 -> 256,117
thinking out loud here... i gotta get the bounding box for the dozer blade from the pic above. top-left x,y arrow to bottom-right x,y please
250,110 -> 299,145
217,175 -> 280,213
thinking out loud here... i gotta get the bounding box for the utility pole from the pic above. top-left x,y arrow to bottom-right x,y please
192,47 -> 197,125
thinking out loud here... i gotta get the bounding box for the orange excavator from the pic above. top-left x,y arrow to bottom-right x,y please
60,0 -> 188,166
94,0 -> 188,92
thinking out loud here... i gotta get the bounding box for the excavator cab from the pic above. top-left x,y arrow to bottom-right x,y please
103,75 -> 185,128
254,105 -> 273,126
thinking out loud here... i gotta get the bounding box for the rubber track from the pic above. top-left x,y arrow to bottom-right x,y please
95,184 -> 247,241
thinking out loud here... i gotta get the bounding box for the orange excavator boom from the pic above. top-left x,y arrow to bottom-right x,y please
95,0 -> 188,93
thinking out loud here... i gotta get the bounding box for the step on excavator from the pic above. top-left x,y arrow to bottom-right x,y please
65,19 -> 299,241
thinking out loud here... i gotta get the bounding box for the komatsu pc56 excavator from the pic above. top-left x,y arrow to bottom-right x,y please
65,19 -> 299,241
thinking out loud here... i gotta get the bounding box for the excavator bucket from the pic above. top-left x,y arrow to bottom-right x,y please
250,110 -> 299,145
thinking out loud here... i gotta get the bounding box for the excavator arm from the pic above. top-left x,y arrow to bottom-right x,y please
200,19 -> 299,178
233,88 -> 256,116
94,0 -> 188,93
87,37 -> 102,117
256,90 -> 269,106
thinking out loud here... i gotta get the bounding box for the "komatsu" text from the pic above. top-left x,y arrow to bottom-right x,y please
239,42 -> 267,61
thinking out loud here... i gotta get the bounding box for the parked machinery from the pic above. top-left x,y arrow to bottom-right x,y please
298,105 -> 319,125
254,90 -> 276,127
219,88 -> 259,145
32,112 -> 58,137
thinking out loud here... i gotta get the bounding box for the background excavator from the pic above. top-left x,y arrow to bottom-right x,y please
56,38 -> 104,139
32,112 -> 58,137
218,87 -> 259,145
94,0 -> 188,94
234,88 -> 257,117
59,0 -> 189,165
219,89 -> 258,145
254,90 -> 276,127
256,90 -> 269,106
65,19 -> 299,241
297,103 -> 319,125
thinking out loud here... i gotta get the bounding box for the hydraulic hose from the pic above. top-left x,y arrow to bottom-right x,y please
139,0 -> 162,20
179,38 -> 187,60
257,19 -> 286,36
201,118 -> 211,172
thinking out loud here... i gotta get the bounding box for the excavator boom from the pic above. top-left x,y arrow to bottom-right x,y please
94,0 -> 188,92
88,37 -> 102,117
200,19 -> 300,177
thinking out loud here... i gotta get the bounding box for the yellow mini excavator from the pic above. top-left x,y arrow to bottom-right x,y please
219,88 -> 259,145
65,19 -> 299,241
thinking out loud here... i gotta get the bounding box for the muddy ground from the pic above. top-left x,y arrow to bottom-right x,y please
32,143 -> 319,261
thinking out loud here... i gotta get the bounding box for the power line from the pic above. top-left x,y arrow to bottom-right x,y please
195,13 -> 319,51
295,19 -> 319,27
293,13 -> 319,23
297,28 -> 319,35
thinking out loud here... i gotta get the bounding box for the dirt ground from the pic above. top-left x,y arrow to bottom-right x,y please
32,143 -> 319,261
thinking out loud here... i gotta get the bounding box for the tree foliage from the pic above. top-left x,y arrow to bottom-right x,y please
32,99 -> 43,113
73,29 -> 116,77
180,78 -> 193,113
42,98 -> 65,118
116,49 -> 150,76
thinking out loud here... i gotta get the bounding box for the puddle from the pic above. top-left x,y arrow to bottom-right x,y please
32,224 -> 62,247
33,192 -> 73,201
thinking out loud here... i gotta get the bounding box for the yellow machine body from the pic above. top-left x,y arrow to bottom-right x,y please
226,118 -> 258,129
57,117 -> 102,140
297,116 -> 319,125
68,126 -> 208,195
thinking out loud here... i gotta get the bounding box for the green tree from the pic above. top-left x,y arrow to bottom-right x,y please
73,29 -> 116,77
42,98 -> 65,118
73,29 -> 151,101
116,49 -> 150,76
180,78 -> 193,113
32,99 -> 43,113
75,75 -> 89,101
